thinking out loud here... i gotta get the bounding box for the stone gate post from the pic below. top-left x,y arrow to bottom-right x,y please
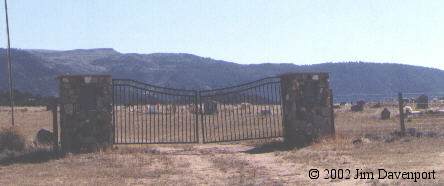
59,75 -> 113,153
280,73 -> 334,147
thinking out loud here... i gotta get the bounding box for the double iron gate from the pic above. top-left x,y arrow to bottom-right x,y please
112,77 -> 283,144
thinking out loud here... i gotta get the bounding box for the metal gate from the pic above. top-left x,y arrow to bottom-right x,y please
112,79 -> 198,144
199,77 -> 283,143
112,77 -> 283,144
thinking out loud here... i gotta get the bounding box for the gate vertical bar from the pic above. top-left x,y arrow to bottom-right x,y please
124,86 -> 127,143
119,85 -> 123,143
194,91 -> 200,143
112,83 -> 115,144
185,96 -> 189,142
137,88 -> 140,143
278,84 -> 283,136
200,92 -> 205,143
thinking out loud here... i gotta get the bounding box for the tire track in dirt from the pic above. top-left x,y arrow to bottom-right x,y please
235,153 -> 305,185
198,145 -> 290,185
146,144 -> 378,185
168,145 -> 283,185
269,148 -> 379,185
234,152 -> 369,185
172,145 -> 369,185
174,155 -> 230,185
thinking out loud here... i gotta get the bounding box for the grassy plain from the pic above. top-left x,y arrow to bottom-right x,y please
0,105 -> 443,185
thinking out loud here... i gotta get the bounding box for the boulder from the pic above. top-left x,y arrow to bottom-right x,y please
36,129 -> 54,145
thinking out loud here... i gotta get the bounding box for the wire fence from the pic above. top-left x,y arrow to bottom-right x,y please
332,91 -> 444,137
334,92 -> 444,104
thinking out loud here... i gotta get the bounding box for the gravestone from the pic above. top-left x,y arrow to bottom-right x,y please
203,100 -> 218,115
416,95 -> 428,109
381,108 -> 391,120
351,101 -> 365,112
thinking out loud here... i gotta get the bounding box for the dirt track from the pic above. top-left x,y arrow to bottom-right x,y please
3,139 -> 442,186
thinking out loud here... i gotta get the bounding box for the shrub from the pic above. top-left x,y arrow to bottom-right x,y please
0,127 -> 26,152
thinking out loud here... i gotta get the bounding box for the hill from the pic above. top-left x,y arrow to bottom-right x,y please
1,48 -> 444,98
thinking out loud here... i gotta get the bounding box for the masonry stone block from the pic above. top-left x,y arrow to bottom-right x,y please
280,73 -> 334,147
59,75 -> 113,153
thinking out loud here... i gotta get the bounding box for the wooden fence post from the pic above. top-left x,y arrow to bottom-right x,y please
330,89 -> 335,136
46,100 -> 59,152
50,102 -> 59,152
398,92 -> 405,135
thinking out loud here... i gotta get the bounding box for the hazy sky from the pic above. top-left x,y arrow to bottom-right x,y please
1,0 -> 443,69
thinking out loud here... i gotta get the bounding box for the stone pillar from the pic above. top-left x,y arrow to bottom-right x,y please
59,75 -> 113,153
280,73 -> 334,147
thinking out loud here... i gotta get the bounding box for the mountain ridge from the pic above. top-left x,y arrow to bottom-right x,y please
1,48 -> 444,97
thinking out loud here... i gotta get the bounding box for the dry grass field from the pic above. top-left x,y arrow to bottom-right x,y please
1,104 -> 444,185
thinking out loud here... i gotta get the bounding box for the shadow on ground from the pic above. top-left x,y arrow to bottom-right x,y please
245,141 -> 295,154
0,148 -> 63,166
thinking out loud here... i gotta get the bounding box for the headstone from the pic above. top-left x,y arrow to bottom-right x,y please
416,95 -> 428,109
380,108 -> 391,120
350,100 -> 365,112
203,100 -> 218,114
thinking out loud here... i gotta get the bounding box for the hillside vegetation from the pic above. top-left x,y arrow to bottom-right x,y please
1,48 -> 444,96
